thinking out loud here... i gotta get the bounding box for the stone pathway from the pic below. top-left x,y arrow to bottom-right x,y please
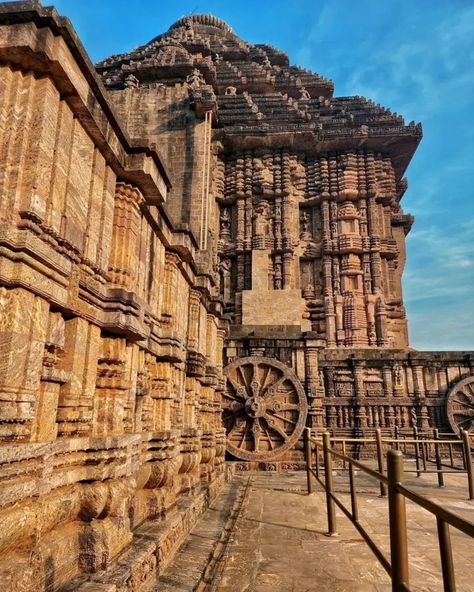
152,470 -> 474,592
151,477 -> 248,591
214,473 -> 391,592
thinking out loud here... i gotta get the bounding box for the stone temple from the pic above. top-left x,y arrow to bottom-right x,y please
0,3 -> 472,590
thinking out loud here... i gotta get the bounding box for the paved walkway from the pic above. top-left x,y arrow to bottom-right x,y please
153,469 -> 474,592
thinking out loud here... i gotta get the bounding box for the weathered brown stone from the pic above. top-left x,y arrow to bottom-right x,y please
0,5 -> 472,591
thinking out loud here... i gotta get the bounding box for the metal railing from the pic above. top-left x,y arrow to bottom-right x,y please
314,428 -> 474,500
304,429 -> 474,592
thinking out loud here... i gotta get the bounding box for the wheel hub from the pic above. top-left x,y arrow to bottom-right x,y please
245,396 -> 266,418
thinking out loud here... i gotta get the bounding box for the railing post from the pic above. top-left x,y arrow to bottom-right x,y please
376,428 -> 387,497
305,427 -> 315,494
421,437 -> 427,472
437,518 -> 456,592
349,462 -> 359,521
323,432 -> 337,536
413,426 -> 421,477
461,429 -> 474,500
315,439 -> 320,480
387,450 -> 410,592
433,428 -> 444,488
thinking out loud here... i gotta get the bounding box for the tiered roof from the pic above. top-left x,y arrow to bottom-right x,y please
97,14 -> 421,178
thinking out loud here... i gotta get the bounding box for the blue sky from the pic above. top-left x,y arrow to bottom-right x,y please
53,0 -> 474,351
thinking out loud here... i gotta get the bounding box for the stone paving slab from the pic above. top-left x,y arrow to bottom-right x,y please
215,471 -> 473,592
215,474 -> 391,592
150,470 -> 474,592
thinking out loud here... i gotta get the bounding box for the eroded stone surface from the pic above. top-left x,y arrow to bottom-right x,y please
0,3 -> 473,591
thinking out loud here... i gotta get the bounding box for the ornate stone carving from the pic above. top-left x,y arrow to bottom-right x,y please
223,357 -> 308,461
446,376 -> 474,434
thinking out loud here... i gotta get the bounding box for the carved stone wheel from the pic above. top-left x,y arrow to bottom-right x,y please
446,376 -> 474,434
223,356 -> 308,461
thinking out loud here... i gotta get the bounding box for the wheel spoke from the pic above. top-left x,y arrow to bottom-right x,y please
456,415 -> 474,427
227,375 -> 248,400
260,365 -> 272,391
238,365 -> 249,390
262,373 -> 286,398
263,424 -> 274,450
223,390 -> 245,402
266,400 -> 299,411
228,418 -> 246,439
239,420 -> 249,449
267,410 -> 297,425
263,413 -> 289,441
223,403 -> 244,414
252,419 -> 261,451
452,397 -> 474,410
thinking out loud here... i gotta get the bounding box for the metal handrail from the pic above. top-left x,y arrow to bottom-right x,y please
309,427 -> 474,498
305,429 -> 474,592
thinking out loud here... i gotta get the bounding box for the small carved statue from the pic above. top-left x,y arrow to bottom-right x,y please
125,74 -> 139,89
393,363 -> 403,386
300,211 -> 312,240
225,86 -> 237,95
220,208 -> 231,241
253,201 -> 270,237
186,68 -> 205,87
299,87 -> 311,100
253,159 -> 273,194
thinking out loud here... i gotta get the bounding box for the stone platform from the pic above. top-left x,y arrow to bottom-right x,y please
150,469 -> 474,592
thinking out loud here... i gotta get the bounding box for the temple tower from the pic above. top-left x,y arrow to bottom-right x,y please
99,14 -> 472,467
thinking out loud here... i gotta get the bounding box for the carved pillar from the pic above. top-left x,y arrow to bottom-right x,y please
57,318 -> 100,437
412,364 -> 429,429
33,312 -> 70,441
304,339 -> 324,429
162,252 -> 180,327
352,360 -> 367,435
108,182 -> 143,289
0,287 -> 49,441
93,336 -> 131,436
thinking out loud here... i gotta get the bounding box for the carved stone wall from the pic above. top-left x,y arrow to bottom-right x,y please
0,7 -> 473,591
217,150 -> 411,348
0,5 -> 225,591
225,339 -> 474,467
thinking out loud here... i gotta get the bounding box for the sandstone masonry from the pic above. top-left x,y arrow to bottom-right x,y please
0,4 -> 472,591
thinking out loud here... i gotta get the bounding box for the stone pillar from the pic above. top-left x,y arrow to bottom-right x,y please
108,182 -> 143,289
412,364 -> 430,429
0,287 -> 48,441
93,336 -> 130,436
352,360 -> 367,435
304,338 -> 325,429
32,312 -> 69,442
